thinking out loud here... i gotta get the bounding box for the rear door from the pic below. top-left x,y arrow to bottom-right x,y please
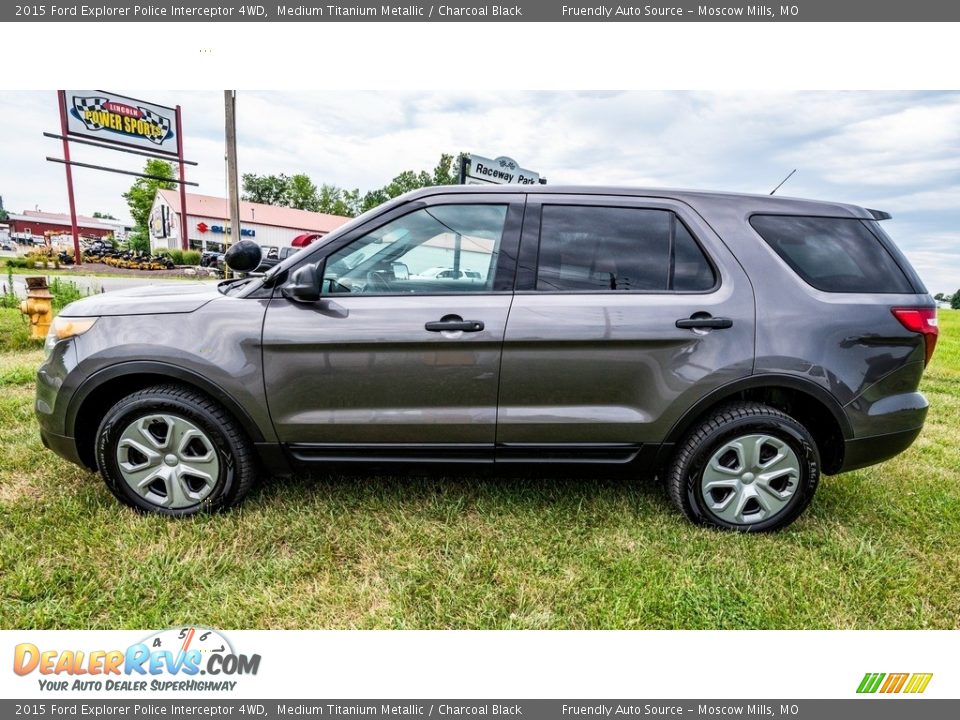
496,195 -> 755,461
261,193 -> 524,462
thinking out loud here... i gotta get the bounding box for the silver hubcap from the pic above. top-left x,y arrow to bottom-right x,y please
116,414 -> 220,509
701,433 -> 800,525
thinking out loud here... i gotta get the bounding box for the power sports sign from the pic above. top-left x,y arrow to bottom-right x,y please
464,154 -> 541,185
64,90 -> 177,155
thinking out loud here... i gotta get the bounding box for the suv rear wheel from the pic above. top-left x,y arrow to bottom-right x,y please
95,384 -> 257,515
667,402 -> 820,532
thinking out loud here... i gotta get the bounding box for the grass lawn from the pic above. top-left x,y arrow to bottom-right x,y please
1,308 -> 958,630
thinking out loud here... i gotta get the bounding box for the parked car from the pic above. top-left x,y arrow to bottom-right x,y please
81,239 -> 115,257
412,266 -> 483,281
255,245 -> 301,273
200,251 -> 224,268
35,186 -> 937,530
1,242 -> 13,252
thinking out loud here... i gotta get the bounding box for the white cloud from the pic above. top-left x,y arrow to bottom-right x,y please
0,90 -> 957,291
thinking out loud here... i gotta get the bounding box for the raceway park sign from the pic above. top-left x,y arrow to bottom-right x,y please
464,154 -> 540,185
65,90 -> 177,155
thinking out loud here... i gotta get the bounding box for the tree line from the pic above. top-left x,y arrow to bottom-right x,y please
239,153 -> 463,217
934,292 -> 960,310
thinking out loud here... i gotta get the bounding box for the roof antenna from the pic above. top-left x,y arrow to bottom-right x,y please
770,169 -> 797,196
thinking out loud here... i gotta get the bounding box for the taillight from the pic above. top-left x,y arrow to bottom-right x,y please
892,307 -> 939,366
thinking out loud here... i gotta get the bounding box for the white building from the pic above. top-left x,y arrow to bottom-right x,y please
149,190 -> 350,254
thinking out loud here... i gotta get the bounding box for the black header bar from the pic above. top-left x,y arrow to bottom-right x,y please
5,1 -> 960,22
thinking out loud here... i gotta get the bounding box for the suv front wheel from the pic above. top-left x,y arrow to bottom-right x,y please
667,402 -> 820,532
95,384 -> 258,515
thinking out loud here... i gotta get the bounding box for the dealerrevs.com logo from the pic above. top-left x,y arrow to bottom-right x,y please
13,627 -> 261,693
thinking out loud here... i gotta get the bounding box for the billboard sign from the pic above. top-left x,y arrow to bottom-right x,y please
464,154 -> 540,185
64,90 -> 177,155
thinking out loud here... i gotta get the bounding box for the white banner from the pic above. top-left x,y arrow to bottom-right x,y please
2,630 -> 955,700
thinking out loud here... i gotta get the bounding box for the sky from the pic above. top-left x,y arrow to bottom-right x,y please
1,90 -> 958,293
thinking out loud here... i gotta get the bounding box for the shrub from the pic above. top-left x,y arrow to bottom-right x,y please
22,253 -> 49,269
165,249 -> 185,265
127,232 -> 151,254
182,250 -> 201,266
49,278 -> 84,312
1,267 -> 17,309
4,257 -> 29,269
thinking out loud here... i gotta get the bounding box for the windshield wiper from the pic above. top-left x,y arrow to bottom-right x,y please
217,277 -> 252,295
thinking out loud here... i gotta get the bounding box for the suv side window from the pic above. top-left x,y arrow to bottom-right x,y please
322,204 -> 508,295
535,205 -> 715,292
750,214 -> 914,293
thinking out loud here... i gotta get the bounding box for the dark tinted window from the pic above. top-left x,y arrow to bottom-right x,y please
536,206 -> 715,292
750,215 -> 914,293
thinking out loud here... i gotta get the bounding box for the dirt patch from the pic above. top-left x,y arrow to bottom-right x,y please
0,472 -> 40,505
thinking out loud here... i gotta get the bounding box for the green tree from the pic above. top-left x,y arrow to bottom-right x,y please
241,152 -> 465,219
316,184 -> 363,217
0,208 -> 7,222
122,159 -> 175,232
286,174 -> 320,211
952,290 -> 960,310
93,211 -> 118,220
359,153 -> 464,212
126,231 -> 150,254
241,173 -> 290,206
431,153 -> 464,185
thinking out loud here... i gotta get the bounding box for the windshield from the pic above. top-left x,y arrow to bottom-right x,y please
260,200 -> 403,285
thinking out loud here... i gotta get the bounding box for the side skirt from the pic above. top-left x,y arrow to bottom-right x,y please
280,442 -> 660,468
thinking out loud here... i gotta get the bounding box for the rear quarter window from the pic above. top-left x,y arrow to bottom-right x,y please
749,215 -> 915,294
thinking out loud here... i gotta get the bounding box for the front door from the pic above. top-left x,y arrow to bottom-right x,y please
262,195 -> 524,462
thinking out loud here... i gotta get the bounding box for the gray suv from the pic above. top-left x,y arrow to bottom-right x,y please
35,186 -> 938,531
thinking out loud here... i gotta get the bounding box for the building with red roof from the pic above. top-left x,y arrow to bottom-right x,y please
149,189 -> 350,254
4,210 -> 131,244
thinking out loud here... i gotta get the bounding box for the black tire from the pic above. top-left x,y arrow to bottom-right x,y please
667,401 -> 820,532
95,384 -> 257,516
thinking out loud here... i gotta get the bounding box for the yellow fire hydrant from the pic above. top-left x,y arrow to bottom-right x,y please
20,277 -> 54,340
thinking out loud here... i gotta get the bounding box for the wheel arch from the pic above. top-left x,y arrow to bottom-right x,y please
67,361 -> 266,471
661,374 -> 851,475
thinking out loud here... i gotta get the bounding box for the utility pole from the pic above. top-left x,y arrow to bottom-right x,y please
224,91 -> 241,267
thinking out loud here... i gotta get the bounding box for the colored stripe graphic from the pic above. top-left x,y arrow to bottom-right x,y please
880,673 -> 909,693
904,673 -> 934,694
857,672 -> 932,694
857,673 -> 885,693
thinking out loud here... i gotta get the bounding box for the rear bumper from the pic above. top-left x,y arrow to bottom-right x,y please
839,425 -> 924,473
839,384 -> 928,472
39,427 -> 85,468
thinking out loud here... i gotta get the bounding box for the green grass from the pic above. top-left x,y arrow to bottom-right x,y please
1,310 -> 959,629
0,306 -> 42,353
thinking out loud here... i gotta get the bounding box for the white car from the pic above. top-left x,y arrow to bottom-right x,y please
412,266 -> 483,281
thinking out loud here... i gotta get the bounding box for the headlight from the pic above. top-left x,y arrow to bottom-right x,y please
45,316 -> 98,356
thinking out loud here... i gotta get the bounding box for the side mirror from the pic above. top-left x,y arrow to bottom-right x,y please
224,240 -> 262,272
391,262 -> 410,280
281,261 -> 324,303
